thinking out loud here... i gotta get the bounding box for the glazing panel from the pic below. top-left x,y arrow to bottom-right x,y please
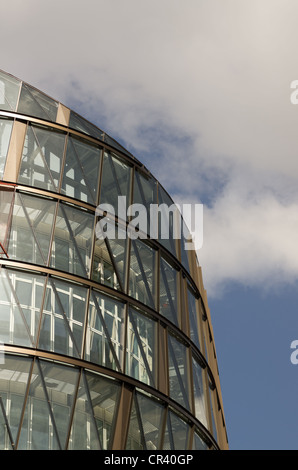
133,170 -> 157,237
129,239 -> 156,309
0,187 -> 15,251
126,392 -> 165,450
159,256 -> 179,325
100,151 -> 132,219
192,429 -> 209,450
0,70 -> 21,112
208,379 -> 218,442
50,203 -> 94,277
187,284 -> 200,350
18,124 -> 66,192
61,136 -> 101,205
68,371 -> 101,450
0,354 -> 32,450
180,216 -> 191,273
0,268 -> 46,347
168,333 -> 190,411
69,111 -> 105,141
85,371 -> 121,450
192,355 -> 208,428
126,308 -> 156,386
158,185 -> 178,258
163,410 -> 189,450
7,192 -> 56,266
93,219 -> 127,291
18,83 -> 58,122
18,361 -> 60,450
92,222 -> 120,290
39,360 -> 79,449
0,118 -> 13,180
38,278 -> 87,358
85,291 -> 125,371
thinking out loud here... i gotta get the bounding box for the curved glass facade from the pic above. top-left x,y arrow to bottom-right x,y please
0,69 -> 228,450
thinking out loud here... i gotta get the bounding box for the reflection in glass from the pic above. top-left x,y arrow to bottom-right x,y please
61,136 -> 101,204
126,308 -> 156,386
50,203 -> 94,277
8,192 -> 56,266
129,239 -> 156,309
0,70 -> 21,112
85,291 -> 125,371
168,333 -> 190,411
18,124 -> 66,192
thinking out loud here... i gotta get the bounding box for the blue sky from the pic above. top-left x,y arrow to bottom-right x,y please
1,0 -> 298,450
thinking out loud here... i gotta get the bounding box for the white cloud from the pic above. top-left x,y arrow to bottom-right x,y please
1,0 -> 298,296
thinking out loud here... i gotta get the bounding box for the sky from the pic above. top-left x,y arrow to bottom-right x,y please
1,0 -> 298,450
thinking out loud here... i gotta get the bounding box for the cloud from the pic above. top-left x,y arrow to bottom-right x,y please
1,0 -> 298,296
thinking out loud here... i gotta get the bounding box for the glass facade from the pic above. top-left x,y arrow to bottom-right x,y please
0,69 -> 228,450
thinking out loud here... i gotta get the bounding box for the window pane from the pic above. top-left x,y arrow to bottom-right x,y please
126,308 -> 156,386
92,220 -> 127,291
159,256 -> 179,325
85,291 -> 125,371
39,360 -> 79,450
126,392 -> 165,450
192,429 -> 209,450
187,284 -> 200,350
50,203 -> 94,277
158,185 -> 178,258
0,268 -> 46,347
38,278 -> 87,358
18,83 -> 58,122
0,118 -> 13,180
100,151 -> 132,219
7,192 -> 56,266
168,333 -> 190,411
61,136 -> 101,204
0,70 -> 21,112
18,361 -> 60,449
129,239 -> 156,309
68,371 -> 101,450
18,124 -> 66,192
163,410 -> 190,450
192,355 -> 208,428
0,187 -> 14,250
85,371 -> 121,450
0,354 -> 32,450
133,171 -> 157,236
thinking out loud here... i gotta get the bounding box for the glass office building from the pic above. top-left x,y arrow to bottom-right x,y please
0,69 -> 228,450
